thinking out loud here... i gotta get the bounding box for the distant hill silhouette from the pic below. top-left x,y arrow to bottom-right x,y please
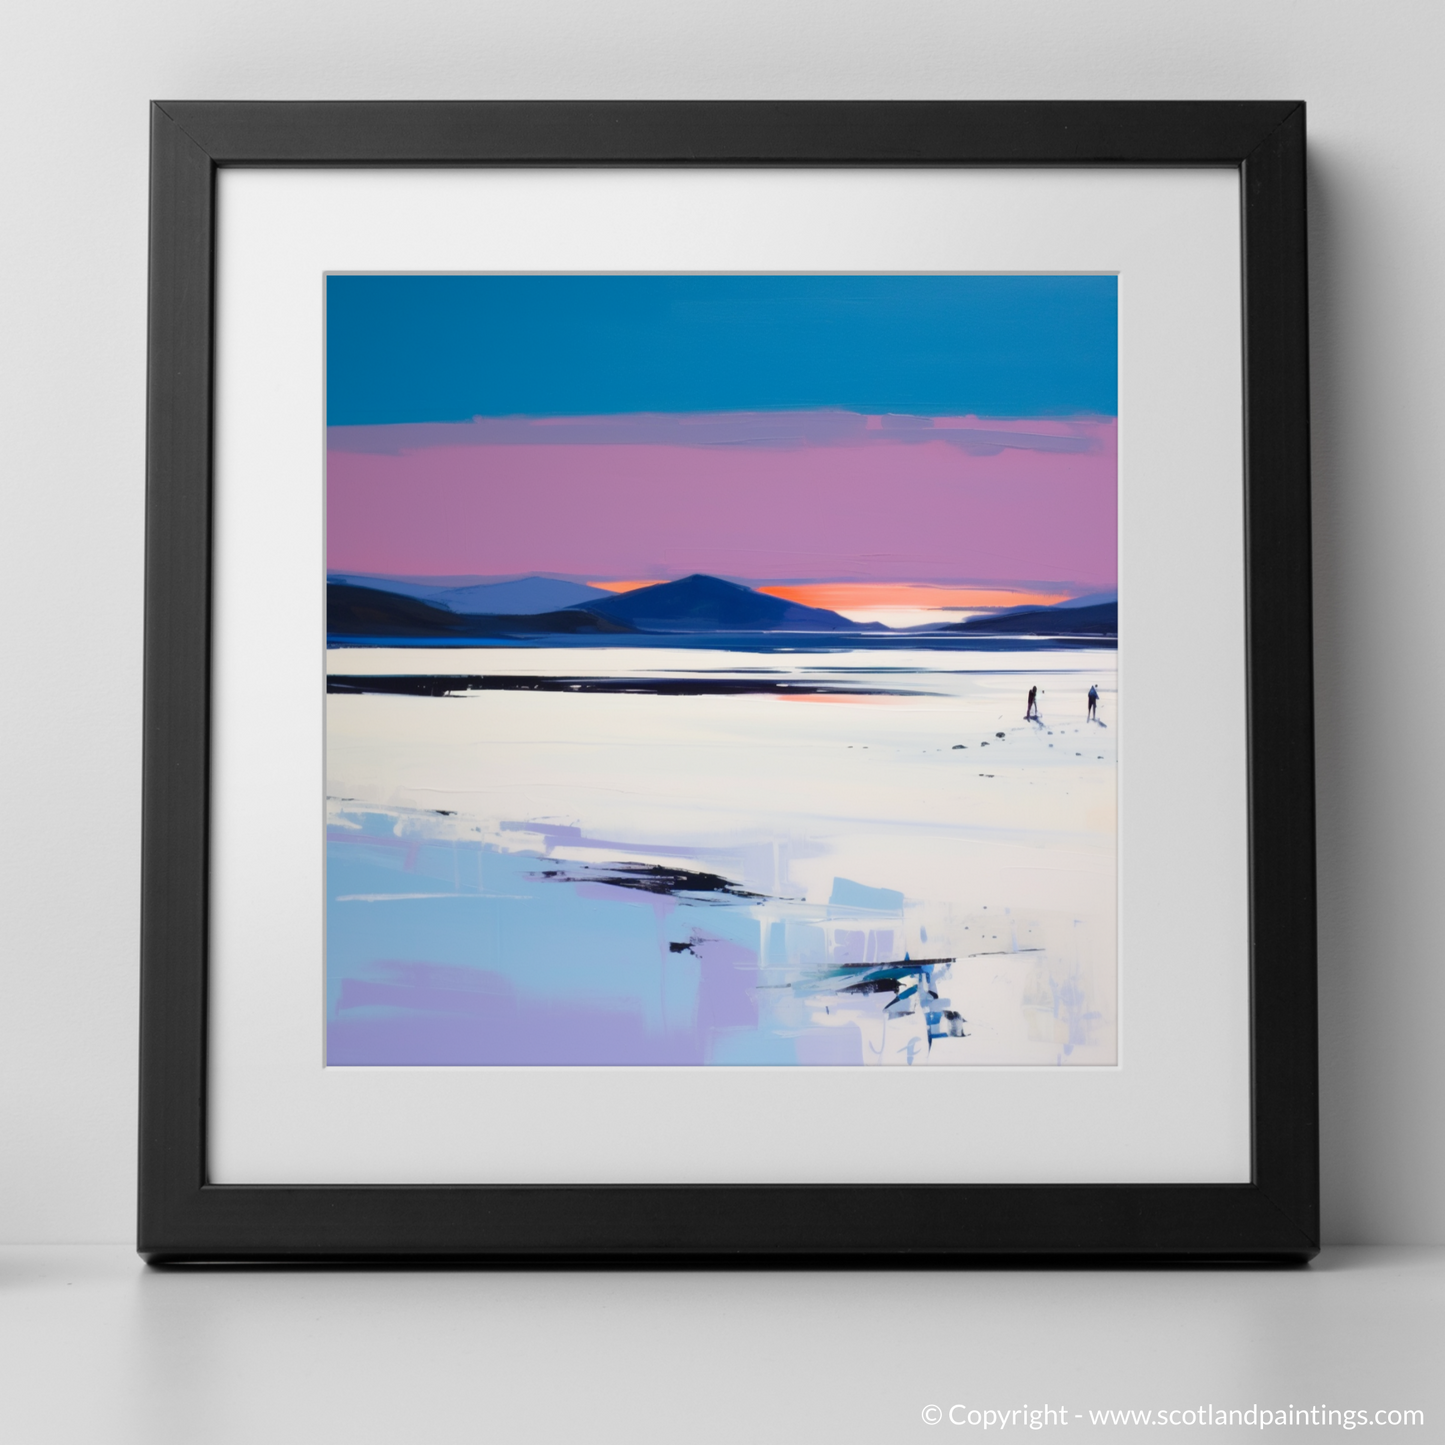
327,573 -> 612,614
1052,590 -> 1117,611
432,576 -> 613,614
327,584 -> 638,640
583,574 -> 875,632
966,591 -> 1117,623
942,600 -> 1117,636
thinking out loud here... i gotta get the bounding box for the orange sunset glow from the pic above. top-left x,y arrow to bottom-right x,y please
757,583 -> 1073,612
587,579 -> 1075,609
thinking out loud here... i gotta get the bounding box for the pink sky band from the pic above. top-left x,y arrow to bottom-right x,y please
326,411 -> 1117,588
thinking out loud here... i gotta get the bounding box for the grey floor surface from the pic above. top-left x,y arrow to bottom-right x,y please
0,1246 -> 1440,1442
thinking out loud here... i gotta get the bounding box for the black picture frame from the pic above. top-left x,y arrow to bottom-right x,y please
140,100 -> 1317,1263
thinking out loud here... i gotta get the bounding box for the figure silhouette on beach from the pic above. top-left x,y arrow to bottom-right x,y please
1088,684 -> 1099,721
1025,685 -> 1039,721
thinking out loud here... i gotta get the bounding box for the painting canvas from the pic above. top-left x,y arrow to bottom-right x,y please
324,274 -> 1118,1067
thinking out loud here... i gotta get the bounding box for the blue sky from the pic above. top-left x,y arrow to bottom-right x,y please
325,274 -> 1117,425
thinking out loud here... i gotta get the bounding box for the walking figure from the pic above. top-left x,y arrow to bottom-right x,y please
1025,685 -> 1039,721
1087,684 -> 1099,721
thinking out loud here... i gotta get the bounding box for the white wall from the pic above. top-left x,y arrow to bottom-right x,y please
1,0 -> 1440,1244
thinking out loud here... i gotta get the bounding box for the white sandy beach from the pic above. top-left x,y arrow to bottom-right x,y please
326,646 -> 1117,1065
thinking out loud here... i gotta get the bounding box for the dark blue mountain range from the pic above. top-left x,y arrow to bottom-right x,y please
327,573 -> 871,643
327,574 -> 1116,647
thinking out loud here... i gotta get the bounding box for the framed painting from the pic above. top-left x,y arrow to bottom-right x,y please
140,101 -> 1317,1261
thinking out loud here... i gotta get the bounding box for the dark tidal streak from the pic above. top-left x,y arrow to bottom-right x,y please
327,675 -> 929,698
